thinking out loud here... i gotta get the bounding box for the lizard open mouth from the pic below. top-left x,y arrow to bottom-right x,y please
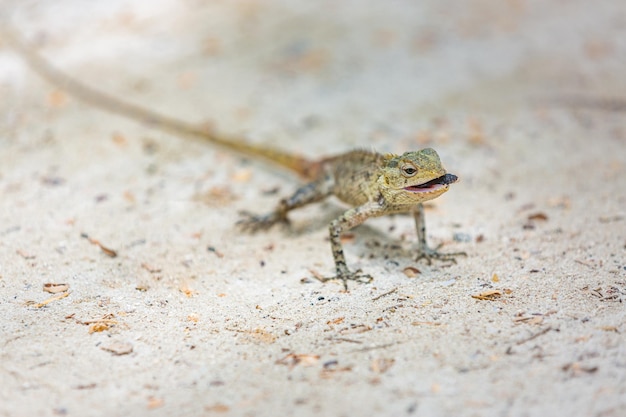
404,173 -> 458,193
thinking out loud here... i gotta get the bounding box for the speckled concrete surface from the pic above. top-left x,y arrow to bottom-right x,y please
1,1 -> 625,416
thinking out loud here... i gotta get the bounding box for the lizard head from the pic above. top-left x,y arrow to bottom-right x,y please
378,148 -> 458,205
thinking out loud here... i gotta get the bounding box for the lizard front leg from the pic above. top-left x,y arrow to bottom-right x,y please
412,203 -> 466,264
237,177 -> 333,232
321,201 -> 387,290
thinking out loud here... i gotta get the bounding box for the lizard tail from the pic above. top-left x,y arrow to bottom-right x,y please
4,26 -> 319,181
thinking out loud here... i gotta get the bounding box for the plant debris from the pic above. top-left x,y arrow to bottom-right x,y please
562,362 -> 598,376
370,358 -> 395,374
81,233 -> 117,257
402,266 -> 421,277
43,283 -> 69,294
275,353 -> 320,369
26,291 -> 70,308
528,212 -> 548,221
16,249 -> 36,259
101,341 -> 133,356
471,289 -> 503,300
372,287 -> 397,301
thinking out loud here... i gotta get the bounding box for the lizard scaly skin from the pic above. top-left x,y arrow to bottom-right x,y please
5,27 -> 465,289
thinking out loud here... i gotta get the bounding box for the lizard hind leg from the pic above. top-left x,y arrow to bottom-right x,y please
236,178 -> 333,233
237,202 -> 290,233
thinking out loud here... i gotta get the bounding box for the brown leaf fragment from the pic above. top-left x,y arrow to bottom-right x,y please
232,169 -> 252,183
111,132 -> 127,146
146,397 -> 164,410
518,203 -> 535,212
320,363 -> 353,379
123,190 -> 136,204
98,246 -> 117,257
528,316 -> 544,325
575,259 -> 595,269
562,362 -> 598,375
308,269 -> 325,281
74,383 -> 97,390
471,289 -> 503,301
372,287 -> 398,300
339,324 -> 372,335
43,283 -> 69,294
28,291 -> 70,308
515,326 -> 553,345
177,71 -> 197,89
205,404 -> 230,413
548,196 -> 571,209
340,233 -> 355,243
370,358 -> 395,374
513,315 -> 543,325
528,212 -> 548,221
275,353 -> 320,369
403,266 -> 421,278
81,233 -> 117,257
48,89 -> 67,107
411,321 -> 442,326
101,341 -> 133,356
78,314 -> 119,329
179,285 -> 197,298
327,317 -> 345,325
195,186 -> 236,206
328,337 -> 362,344
599,326 -> 619,333
89,323 -> 110,333
202,36 -> 222,56
598,215 -> 623,223
250,328 -> 277,344
141,263 -> 161,273
16,249 -> 36,260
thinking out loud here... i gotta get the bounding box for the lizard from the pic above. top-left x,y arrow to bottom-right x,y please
4,26 -> 465,289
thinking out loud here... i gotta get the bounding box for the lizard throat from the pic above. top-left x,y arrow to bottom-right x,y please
404,173 -> 458,193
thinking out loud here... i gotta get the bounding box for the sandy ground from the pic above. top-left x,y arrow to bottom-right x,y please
1,1 -> 625,416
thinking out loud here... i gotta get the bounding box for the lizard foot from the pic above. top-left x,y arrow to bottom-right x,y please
317,269 -> 373,290
236,210 -> 289,233
415,244 -> 467,265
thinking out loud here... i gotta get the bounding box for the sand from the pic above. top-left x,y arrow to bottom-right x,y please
1,1 -> 625,416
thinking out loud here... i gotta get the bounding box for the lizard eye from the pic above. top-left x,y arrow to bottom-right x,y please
401,164 -> 418,177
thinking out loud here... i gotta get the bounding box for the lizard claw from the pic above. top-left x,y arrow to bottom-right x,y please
317,269 -> 373,290
236,210 -> 289,233
415,244 -> 466,265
